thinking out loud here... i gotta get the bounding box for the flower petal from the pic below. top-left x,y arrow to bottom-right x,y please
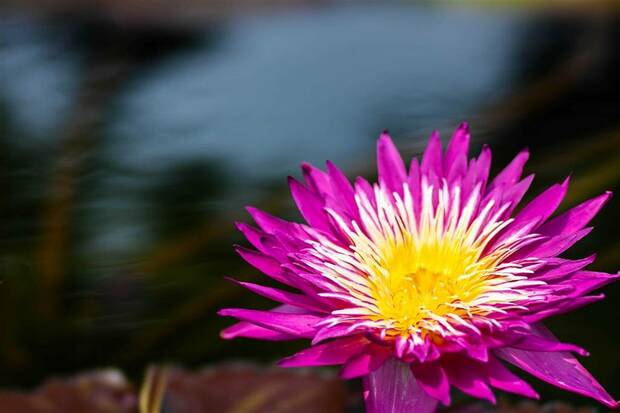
364,358 -> 439,413
220,321 -> 296,341
377,131 -> 407,195
442,357 -> 496,404
483,355 -> 539,399
411,362 -> 451,405
488,148 -> 529,191
228,279 -> 326,313
538,191 -> 612,237
234,246 -> 290,284
218,308 -> 320,338
495,326 -> 618,408
340,344 -> 391,379
444,122 -> 470,180
279,335 -> 368,367
421,131 -> 443,181
289,177 -> 331,233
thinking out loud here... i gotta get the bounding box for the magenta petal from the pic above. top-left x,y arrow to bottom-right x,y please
501,174 -> 535,215
288,177 -> 331,233
408,158 -> 422,215
220,321 -> 296,341
563,271 -> 620,296
511,333 -> 588,356
326,160 -> 358,220
538,191 -> 612,237
524,295 -> 604,323
246,206 -> 299,236
421,131 -> 443,180
444,122 -> 470,180
301,162 -> 331,196
279,335 -> 368,368
510,179 -> 569,231
234,246 -> 290,285
218,308 -> 320,338
377,131 -> 407,195
341,345 -> 391,379
411,362 -> 451,405
229,279 -> 325,313
488,148 -> 529,191
496,327 -> 618,409
517,227 -> 592,259
443,358 -> 496,404
484,355 -> 539,399
364,358 -> 439,413
535,256 -> 596,281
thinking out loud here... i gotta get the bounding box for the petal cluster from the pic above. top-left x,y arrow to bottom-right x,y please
220,123 -> 618,409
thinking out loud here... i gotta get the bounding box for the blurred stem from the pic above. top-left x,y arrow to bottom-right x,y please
140,365 -> 169,413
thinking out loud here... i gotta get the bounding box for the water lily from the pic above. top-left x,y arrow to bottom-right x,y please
219,123 -> 619,413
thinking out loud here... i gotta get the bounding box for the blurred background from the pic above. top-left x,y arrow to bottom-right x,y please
0,0 -> 619,411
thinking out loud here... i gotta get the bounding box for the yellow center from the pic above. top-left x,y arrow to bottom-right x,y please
317,181 -> 532,340
366,235 -> 495,336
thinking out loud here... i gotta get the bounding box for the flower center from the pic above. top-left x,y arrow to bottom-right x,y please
315,180 -> 539,340
367,236 -> 493,336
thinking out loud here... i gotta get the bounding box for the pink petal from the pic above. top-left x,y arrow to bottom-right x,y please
326,160 -> 359,221
355,177 -> 376,208
279,335 -> 368,367
497,179 -> 569,243
234,246 -> 290,285
511,333 -> 589,357
408,158 -> 422,216
235,222 -> 269,253
301,162 -> 331,196
516,227 -> 592,259
442,357 -> 496,404
524,295 -> 604,323
364,358 -> 439,413
288,177 -> 331,233
218,308 -> 320,338
377,131 -> 407,195
246,206 -> 300,236
411,362 -> 451,405
421,131 -> 443,180
499,174 -> 534,218
516,179 -> 569,226
228,278 -> 325,313
538,191 -> 612,237
495,325 -> 618,408
534,256 -> 596,281
488,148 -> 529,191
444,122 -> 470,180
340,345 -> 391,379
561,271 -> 620,297
496,347 -> 618,408
220,321 -> 296,341
483,355 -> 539,399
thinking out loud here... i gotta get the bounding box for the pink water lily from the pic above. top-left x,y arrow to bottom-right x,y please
219,123 -> 619,413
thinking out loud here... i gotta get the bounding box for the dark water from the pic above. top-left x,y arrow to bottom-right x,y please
0,3 -> 619,406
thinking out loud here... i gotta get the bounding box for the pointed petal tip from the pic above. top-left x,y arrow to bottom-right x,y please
220,330 -> 234,340
562,175 -> 571,187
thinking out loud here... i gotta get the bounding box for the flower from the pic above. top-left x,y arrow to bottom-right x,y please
219,123 -> 619,413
